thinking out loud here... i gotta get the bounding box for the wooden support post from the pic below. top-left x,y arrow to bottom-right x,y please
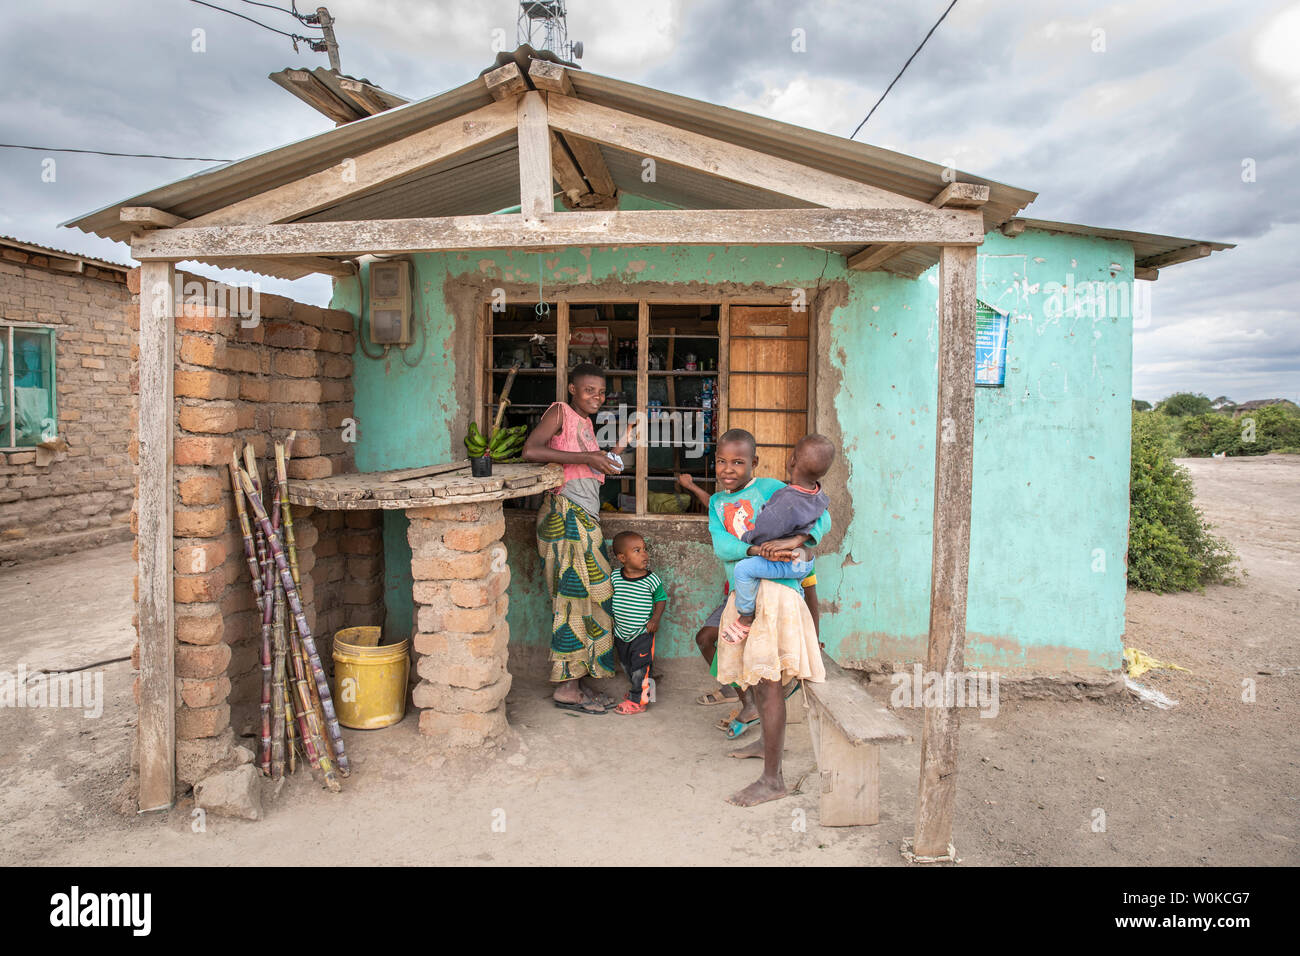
555,300 -> 570,404
517,91 -> 553,222
138,260 -> 177,812
636,300 -> 649,515
913,245 -> 977,858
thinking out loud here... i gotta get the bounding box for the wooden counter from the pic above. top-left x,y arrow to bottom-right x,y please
287,460 -> 564,510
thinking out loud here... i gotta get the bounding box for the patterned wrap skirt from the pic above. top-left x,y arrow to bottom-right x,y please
536,491 -> 617,682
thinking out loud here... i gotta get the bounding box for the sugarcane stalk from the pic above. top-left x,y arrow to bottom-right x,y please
288,615 -> 339,790
277,434 -> 301,588
229,451 -> 264,611
270,580 -> 287,779
238,469 -> 351,777
256,531 -> 276,777
284,678 -> 297,775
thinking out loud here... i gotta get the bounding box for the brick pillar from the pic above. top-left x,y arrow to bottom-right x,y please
407,501 -> 510,750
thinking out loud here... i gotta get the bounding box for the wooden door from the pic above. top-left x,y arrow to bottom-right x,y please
727,306 -> 809,480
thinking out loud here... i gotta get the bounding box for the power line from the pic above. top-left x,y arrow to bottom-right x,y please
850,0 -> 960,140
188,0 -> 324,47
237,0 -> 319,24
0,143 -> 230,162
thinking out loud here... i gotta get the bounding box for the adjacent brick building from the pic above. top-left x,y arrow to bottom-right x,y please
0,237 -> 134,563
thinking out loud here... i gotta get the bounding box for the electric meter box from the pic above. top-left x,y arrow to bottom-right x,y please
368,260 -> 411,346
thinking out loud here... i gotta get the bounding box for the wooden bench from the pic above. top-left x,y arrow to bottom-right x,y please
802,655 -> 910,826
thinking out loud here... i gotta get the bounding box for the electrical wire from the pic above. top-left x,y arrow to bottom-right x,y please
0,143 -> 229,162
188,0 -> 323,46
237,0 -> 320,23
850,0 -> 960,139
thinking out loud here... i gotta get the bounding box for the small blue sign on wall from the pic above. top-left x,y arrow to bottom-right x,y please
975,300 -> 1009,387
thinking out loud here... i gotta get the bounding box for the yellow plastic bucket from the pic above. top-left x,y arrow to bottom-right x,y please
332,626 -> 409,730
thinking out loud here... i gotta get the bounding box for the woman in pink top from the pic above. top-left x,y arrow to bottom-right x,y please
522,364 -> 632,714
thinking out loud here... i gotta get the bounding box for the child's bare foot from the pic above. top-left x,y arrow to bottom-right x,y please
727,737 -> 764,759
726,773 -> 787,806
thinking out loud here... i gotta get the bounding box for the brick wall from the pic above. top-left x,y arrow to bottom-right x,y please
125,269 -> 385,787
0,247 -> 133,562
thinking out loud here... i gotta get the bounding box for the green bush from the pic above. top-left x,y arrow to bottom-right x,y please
1179,403 -> 1300,456
1128,411 -> 1238,592
1157,391 -> 1214,417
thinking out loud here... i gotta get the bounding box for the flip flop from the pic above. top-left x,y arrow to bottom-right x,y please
614,699 -> 646,715
726,715 -> 759,739
554,698 -> 607,715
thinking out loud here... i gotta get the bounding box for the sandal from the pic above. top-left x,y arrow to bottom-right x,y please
614,699 -> 646,715
554,695 -> 607,715
721,620 -> 751,644
725,715 -> 759,739
696,687 -> 739,706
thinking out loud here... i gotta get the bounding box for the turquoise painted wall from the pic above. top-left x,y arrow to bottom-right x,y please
333,224 -> 1132,674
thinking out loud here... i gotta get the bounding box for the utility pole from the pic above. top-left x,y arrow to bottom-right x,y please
316,6 -> 341,72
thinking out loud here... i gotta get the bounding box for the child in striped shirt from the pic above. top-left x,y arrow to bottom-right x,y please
610,531 -> 667,715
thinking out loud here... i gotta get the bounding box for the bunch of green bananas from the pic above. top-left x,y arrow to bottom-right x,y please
465,422 -> 528,461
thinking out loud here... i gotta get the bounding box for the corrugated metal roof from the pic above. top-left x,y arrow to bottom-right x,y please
0,234 -> 129,272
1013,218 -> 1235,270
64,55 -> 1036,247
64,52 -> 1224,279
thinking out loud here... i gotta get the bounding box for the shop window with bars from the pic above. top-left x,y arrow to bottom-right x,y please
476,298 -> 812,518
1,324 -> 58,450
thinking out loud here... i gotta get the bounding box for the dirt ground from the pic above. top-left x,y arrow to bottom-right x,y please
1,456 -> 1296,866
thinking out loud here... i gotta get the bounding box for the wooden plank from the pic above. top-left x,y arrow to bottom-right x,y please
182,99 -> 519,228
636,300 -> 648,516
132,207 -> 986,260
284,69 -> 357,123
1000,218 -> 1026,237
121,206 -> 187,229
812,709 -> 882,827
562,134 -> 618,199
1140,244 -> 1211,269
930,182 -> 990,208
847,243 -> 911,271
138,260 -> 176,812
549,132 -> 588,204
802,656 -> 909,745
484,61 -> 528,101
517,91 -> 553,222
913,244 -> 978,859
1134,267 -> 1159,281
547,94 -> 934,211
527,58 -> 573,94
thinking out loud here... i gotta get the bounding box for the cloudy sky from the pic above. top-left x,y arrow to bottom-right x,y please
2,0 -> 1296,403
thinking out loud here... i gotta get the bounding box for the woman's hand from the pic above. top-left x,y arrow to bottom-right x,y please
584,451 -> 622,475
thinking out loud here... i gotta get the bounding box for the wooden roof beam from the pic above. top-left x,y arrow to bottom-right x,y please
132,207 -> 986,260
283,69 -> 359,124
527,59 -> 618,207
181,98 -> 518,229
1135,267 -> 1159,281
849,182 -> 988,271
484,62 -> 529,101
122,206 -> 188,229
547,93 -> 932,212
